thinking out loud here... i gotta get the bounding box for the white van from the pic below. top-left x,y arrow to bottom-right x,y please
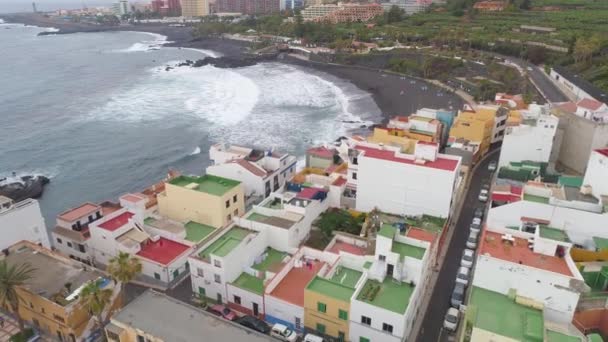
303,334 -> 325,342
270,323 -> 297,342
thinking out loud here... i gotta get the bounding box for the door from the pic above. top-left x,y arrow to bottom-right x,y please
217,293 -> 222,304
253,302 -> 259,316
387,263 -> 394,277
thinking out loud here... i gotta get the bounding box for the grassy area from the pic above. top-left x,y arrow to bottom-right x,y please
9,329 -> 34,342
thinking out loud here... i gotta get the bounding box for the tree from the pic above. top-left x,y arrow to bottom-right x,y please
0,261 -> 36,334
107,252 -> 142,304
79,279 -> 113,330
387,5 -> 404,24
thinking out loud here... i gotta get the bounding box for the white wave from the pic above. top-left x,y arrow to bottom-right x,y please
179,47 -> 222,58
190,146 -> 201,155
115,32 -> 169,53
44,27 -> 60,32
0,168 -> 60,186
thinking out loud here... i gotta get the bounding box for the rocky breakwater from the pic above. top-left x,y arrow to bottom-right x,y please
0,175 -> 50,202
165,54 -> 277,71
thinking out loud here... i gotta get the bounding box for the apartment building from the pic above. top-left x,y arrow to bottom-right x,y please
52,202 -> 103,264
181,0 -> 209,16
0,196 -> 50,250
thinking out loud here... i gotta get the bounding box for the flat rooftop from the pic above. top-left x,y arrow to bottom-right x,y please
199,226 -> 254,259
99,212 -> 134,232
233,272 -> 264,295
247,212 -> 297,229
136,237 -> 190,265
3,243 -> 106,306
270,259 -> 324,306
480,231 -> 572,277
184,221 -> 216,242
546,329 -> 582,342
355,145 -> 459,172
110,291 -> 272,342
469,287 -> 544,342
169,175 -> 240,196
327,241 -> 367,256
539,225 -> 570,243
392,240 -> 426,260
252,248 -> 289,273
58,202 -> 100,222
356,277 -> 414,314
306,267 -> 362,302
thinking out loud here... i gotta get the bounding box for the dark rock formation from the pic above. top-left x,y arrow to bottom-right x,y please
173,54 -> 277,70
0,175 -> 50,202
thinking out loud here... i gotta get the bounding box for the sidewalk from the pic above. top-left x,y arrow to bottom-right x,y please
0,312 -> 19,342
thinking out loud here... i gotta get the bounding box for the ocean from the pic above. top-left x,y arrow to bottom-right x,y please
0,22 -> 381,226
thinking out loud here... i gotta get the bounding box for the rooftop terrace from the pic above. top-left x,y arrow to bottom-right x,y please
199,226 -> 254,259
184,221 -> 216,242
392,240 -> 426,260
356,277 -> 414,314
247,212 -> 297,229
546,329 -> 582,342
136,237 -> 190,265
169,175 -> 240,196
252,248 -> 289,273
58,202 -> 100,222
539,225 -> 570,243
233,272 -> 264,295
480,231 -> 572,277
271,259 -> 324,306
99,212 -> 134,232
307,273 -> 360,302
469,287 -> 544,342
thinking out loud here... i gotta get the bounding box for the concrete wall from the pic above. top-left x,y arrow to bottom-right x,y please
206,163 -> 266,198
226,283 -> 264,317
498,115 -> 558,167
265,295 -> 304,332
0,199 -> 50,250
583,150 -> 608,199
550,68 -> 596,102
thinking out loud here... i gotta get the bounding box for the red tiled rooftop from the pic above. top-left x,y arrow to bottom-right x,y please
98,212 -> 134,232
270,260 -> 324,306
307,147 -> 334,159
557,101 -> 577,113
479,230 -> 572,276
332,177 -> 347,186
136,237 -> 190,265
121,194 -> 145,203
328,242 -> 366,256
596,149 -> 608,158
297,187 -> 324,199
230,159 -> 267,177
492,193 -> 521,203
578,98 -> 605,111
356,145 -> 458,171
58,202 -> 100,222
406,227 -> 436,245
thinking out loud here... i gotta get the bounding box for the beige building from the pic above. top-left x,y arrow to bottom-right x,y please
158,174 -> 245,228
181,0 -> 209,17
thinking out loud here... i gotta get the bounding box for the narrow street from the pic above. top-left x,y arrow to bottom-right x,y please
416,151 -> 499,342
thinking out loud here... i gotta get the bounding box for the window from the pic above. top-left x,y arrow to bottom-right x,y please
382,323 -> 393,334
360,338 -> 370,342
316,323 -> 326,334
197,268 -> 204,277
234,295 -> 241,305
317,302 -> 326,313
233,195 -> 237,203
67,242 -> 72,248
361,315 -> 371,326
379,255 -> 386,262
352,172 -> 357,180
338,309 -> 348,320
56,238 -> 62,244
41,308 -> 45,314
29,302 -> 34,309
214,260 -> 222,268
227,214 -> 231,221
234,209 -> 238,216
338,331 -> 345,341
225,200 -> 230,208
53,314 -> 65,323
173,269 -> 179,279
137,335 -> 145,342
154,273 -> 161,280
198,287 -> 206,297
353,157 -> 358,165
88,215 -> 93,222
106,331 -> 119,341
295,317 -> 301,330
214,274 -> 221,283
78,244 -> 86,253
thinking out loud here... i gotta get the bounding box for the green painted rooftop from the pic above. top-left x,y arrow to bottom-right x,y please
356,277 -> 414,314
252,248 -> 288,272
307,267 -> 362,302
546,329 -> 582,342
469,287 -> 544,342
169,175 -> 240,196
559,176 -> 584,188
248,212 -> 271,222
378,224 -> 397,239
363,261 -> 372,269
587,334 -> 603,342
330,266 -> 363,288
199,227 -> 253,259
523,194 -> 550,204
184,221 -> 216,242
232,272 -> 264,295
539,225 -> 569,242
144,217 -> 156,225
594,237 -> 608,250
392,241 -> 426,260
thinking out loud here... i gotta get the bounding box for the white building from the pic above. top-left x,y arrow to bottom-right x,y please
355,141 -> 461,218
0,196 -> 50,250
112,0 -> 129,15
582,149 -> 608,201
207,143 -> 297,200
550,66 -> 608,104
498,104 -> 559,167
301,4 -> 340,21
52,202 -> 103,264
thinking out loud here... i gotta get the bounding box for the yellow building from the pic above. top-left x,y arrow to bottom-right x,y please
2,241 -> 120,342
304,267 -> 362,341
449,110 -> 494,157
158,174 -> 244,229
181,0 -> 209,17
367,127 -> 418,154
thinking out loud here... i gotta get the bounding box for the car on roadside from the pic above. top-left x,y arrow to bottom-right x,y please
488,161 -> 497,171
478,189 -> 489,202
466,231 -> 478,249
236,315 -> 271,334
443,307 -> 460,331
470,217 -> 482,234
208,304 -> 237,321
270,323 -> 298,342
474,207 -> 484,220
456,266 -> 470,286
451,283 -> 466,308
461,249 -> 475,268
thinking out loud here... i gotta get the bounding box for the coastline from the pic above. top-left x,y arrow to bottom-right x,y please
1,13 -> 464,118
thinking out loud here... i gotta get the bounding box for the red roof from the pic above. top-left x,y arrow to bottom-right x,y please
136,237 -> 190,265
121,194 -> 145,203
332,177 -> 347,186
231,159 -> 267,177
307,147 -> 334,159
355,145 -> 458,171
297,187 -> 324,199
596,149 -> 608,158
577,98 -> 605,111
270,260 -> 324,306
491,193 -> 521,203
406,227 -> 436,244
58,202 -> 100,222
417,141 -> 438,146
557,101 -> 577,113
328,242 -> 366,256
98,212 -> 134,232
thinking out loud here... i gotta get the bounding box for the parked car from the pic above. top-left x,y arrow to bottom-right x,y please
461,249 -> 475,268
456,266 -> 470,286
470,217 -> 482,234
208,304 -> 237,321
466,231 -> 478,249
303,334 -> 325,342
270,323 -> 298,342
451,283 -> 466,308
478,189 -> 489,202
443,307 -> 460,331
474,207 -> 484,220
488,160 -> 497,171
236,315 -> 271,334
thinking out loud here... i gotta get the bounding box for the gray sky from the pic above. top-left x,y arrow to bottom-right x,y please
1,0 -> 119,14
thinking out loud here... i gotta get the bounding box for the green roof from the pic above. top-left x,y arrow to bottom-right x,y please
523,194 -> 550,204
539,225 -> 569,242
199,227 -> 253,259
587,334 -> 603,342
559,176 -> 584,188
252,248 -> 288,272
593,237 -> 608,250
469,287 -> 544,342
378,224 -> 397,239
329,266 -> 363,288
232,272 -> 264,295
307,277 -> 356,302
546,329 -> 582,342
356,277 -> 414,314
363,261 -> 372,269
144,217 -> 156,225
169,175 -> 240,196
247,212 -> 271,222
184,221 -> 216,242
392,241 -> 426,260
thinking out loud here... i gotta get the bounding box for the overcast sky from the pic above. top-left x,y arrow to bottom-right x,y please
1,0 -> 118,14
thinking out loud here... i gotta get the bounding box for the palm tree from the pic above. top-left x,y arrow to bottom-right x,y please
0,261 -> 36,334
107,252 -> 142,304
79,279 -> 113,329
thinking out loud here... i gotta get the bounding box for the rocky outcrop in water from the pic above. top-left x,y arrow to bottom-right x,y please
175,54 -> 277,70
0,175 -> 50,202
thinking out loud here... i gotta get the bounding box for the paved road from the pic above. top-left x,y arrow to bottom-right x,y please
416,151 -> 499,342
524,64 -> 569,103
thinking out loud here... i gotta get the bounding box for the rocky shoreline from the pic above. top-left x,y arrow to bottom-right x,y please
0,175 -> 50,202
